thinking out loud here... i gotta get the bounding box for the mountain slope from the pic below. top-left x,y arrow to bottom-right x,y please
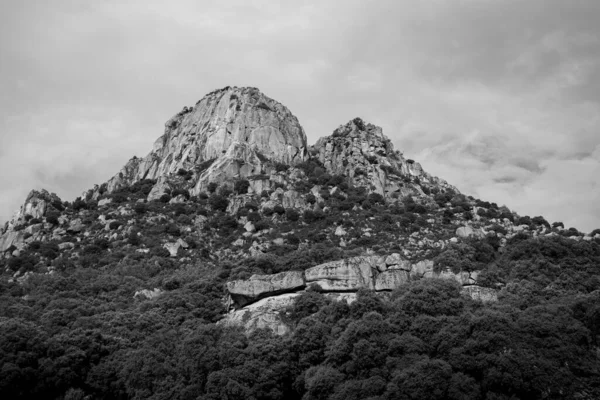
1,87 -> 599,400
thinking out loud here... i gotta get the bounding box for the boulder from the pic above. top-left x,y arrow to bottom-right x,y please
58,242 -> 75,251
282,190 -> 306,209
134,288 -> 163,300
410,260 -> 434,278
334,226 -> 347,236
227,270 -> 305,307
384,253 -> 404,266
67,219 -> 84,233
98,198 -> 113,207
375,270 -> 410,291
461,286 -> 498,302
456,226 -> 474,238
324,292 -> 357,304
220,293 -> 300,335
163,242 -> 181,257
305,256 -> 377,291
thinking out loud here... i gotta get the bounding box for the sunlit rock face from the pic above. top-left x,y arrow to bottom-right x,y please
98,86 -> 308,196
220,293 -> 301,335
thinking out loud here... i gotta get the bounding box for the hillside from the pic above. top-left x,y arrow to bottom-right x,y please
1,86 -> 599,400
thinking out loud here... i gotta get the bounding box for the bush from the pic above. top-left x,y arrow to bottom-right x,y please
45,211 -> 60,225
234,179 -> 250,194
286,209 -> 300,222
209,194 -> 229,212
159,194 -> 172,203
304,210 -> 325,223
171,188 -> 190,199
134,202 -> 148,214
207,182 -> 218,193
254,220 -> 270,232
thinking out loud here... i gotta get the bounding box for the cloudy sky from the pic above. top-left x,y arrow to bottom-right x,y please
1,0 -> 599,232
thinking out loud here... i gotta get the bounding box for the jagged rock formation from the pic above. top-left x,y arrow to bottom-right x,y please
223,254 -> 498,334
0,190 -> 62,252
312,118 -> 455,197
91,86 -> 308,198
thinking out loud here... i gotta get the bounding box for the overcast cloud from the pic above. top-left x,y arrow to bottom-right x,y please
1,0 -> 599,232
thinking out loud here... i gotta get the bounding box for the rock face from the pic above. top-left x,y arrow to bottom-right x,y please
98,86 -> 308,197
311,118 -> 455,197
220,293 -> 300,335
224,254 -> 498,335
305,256 -> 377,291
227,271 -> 306,307
375,269 -> 410,290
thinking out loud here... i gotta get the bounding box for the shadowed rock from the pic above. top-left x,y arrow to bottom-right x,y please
227,270 -> 305,307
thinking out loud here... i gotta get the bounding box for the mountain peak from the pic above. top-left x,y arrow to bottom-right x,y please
332,117 -> 385,139
311,118 -> 455,198
99,86 -> 308,197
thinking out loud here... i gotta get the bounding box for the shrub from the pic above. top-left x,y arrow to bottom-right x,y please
207,182 -> 218,193
159,194 -> 172,203
209,194 -> 229,212
303,210 -> 325,223
171,188 -> 190,199
247,212 -> 261,222
134,202 -> 148,214
165,223 -> 181,237
234,179 -> 250,194
273,204 -> 285,215
45,211 -> 60,225
254,220 -> 270,231
286,209 -> 300,222
273,162 -> 288,172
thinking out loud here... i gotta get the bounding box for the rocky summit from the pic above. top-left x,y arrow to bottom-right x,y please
93,86 -> 307,200
1,86 -> 600,400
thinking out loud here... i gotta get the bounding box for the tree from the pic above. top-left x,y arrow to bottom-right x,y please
209,194 -> 229,212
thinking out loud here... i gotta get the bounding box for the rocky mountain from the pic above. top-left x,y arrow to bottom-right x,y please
89,86 -> 307,201
1,86 -> 600,400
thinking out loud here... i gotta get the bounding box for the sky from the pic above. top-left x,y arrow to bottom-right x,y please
1,0 -> 599,232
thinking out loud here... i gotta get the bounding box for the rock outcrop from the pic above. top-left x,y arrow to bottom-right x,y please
95,86 -> 308,198
227,270 -> 305,307
223,254 -> 498,334
311,118 -> 455,197
1,190 -> 61,252
305,256 -> 377,291
220,293 -> 300,335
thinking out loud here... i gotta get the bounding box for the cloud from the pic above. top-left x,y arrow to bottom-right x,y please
1,0 -> 599,233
